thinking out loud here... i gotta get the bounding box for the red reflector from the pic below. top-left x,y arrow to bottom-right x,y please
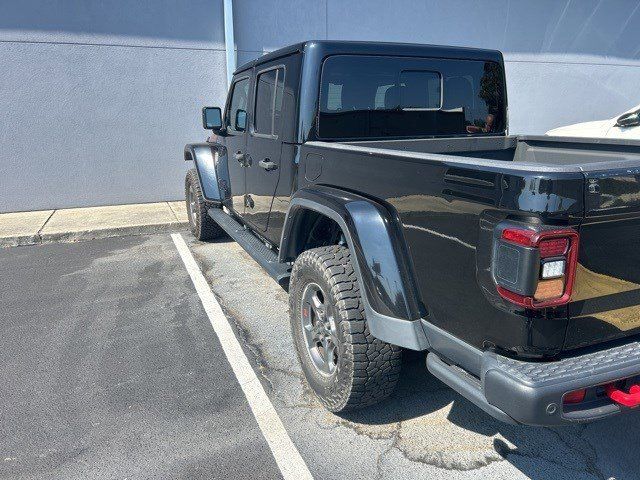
501,228 -> 535,246
539,238 -> 569,258
563,389 -> 586,404
496,286 -> 533,308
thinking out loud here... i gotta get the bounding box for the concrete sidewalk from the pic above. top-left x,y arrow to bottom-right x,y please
0,201 -> 188,247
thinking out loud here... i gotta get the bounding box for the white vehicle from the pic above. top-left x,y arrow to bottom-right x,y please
546,104 -> 640,139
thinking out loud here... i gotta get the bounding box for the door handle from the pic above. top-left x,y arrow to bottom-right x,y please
258,158 -> 278,171
234,151 -> 245,163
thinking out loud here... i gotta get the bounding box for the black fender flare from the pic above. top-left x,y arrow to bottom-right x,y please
184,143 -> 231,204
279,186 -> 428,350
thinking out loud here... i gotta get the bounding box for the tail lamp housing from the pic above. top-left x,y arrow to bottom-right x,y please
492,223 -> 579,309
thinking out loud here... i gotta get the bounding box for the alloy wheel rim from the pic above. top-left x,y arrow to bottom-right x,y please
300,282 -> 339,376
188,186 -> 197,224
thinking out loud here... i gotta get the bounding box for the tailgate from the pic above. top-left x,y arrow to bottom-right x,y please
566,168 -> 640,349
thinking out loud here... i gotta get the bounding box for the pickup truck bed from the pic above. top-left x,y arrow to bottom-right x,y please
338,134 -> 640,170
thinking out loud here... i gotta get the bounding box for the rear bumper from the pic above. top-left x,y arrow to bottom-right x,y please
428,337 -> 640,426
368,315 -> 640,425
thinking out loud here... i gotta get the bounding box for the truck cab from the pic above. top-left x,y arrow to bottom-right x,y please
198,41 -> 506,248
200,49 -> 301,246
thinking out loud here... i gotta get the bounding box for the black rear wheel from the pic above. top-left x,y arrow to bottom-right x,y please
289,245 -> 402,412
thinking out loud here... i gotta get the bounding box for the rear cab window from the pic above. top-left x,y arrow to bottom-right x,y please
318,55 -> 506,140
253,67 -> 285,137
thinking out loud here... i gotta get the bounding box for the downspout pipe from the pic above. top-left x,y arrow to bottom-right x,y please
223,0 -> 236,87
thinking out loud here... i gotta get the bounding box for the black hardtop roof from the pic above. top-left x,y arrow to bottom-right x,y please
234,40 -> 504,75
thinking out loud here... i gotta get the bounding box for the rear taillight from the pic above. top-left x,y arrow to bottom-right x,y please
493,225 -> 579,309
539,238 -> 569,258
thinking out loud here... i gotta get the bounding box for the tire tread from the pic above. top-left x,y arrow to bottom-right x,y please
185,169 -> 224,241
289,245 -> 402,411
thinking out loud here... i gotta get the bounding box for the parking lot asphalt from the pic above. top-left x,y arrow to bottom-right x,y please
187,234 -> 640,480
0,235 -> 280,479
2,231 -> 640,480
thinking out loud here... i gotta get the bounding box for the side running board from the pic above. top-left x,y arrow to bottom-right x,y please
207,208 -> 291,288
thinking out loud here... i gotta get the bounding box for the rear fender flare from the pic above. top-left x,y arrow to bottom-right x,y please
184,143 -> 231,204
280,186 -> 428,350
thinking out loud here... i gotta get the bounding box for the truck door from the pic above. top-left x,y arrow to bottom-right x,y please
223,75 -> 251,215
244,63 -> 286,238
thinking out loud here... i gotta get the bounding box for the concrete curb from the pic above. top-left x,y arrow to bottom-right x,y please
1,221 -> 189,248
0,201 -> 189,248
0,234 -> 41,248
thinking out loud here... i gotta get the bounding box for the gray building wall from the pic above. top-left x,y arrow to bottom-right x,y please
0,1 -> 229,212
234,0 -> 640,135
2,0 -> 640,212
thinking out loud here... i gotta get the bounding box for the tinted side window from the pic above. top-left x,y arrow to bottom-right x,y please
254,67 -> 285,136
318,55 -> 506,139
226,77 -> 249,133
254,70 -> 276,134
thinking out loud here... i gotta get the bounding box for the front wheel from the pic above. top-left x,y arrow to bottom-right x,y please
185,169 -> 224,241
289,245 -> 402,412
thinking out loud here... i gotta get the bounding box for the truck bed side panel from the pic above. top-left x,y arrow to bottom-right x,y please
301,142 -> 584,355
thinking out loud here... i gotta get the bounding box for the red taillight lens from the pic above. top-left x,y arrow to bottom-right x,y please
563,389 -> 586,404
496,227 -> 579,309
539,238 -> 569,258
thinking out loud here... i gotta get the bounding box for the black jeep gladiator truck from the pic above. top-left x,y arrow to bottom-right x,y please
184,40 -> 640,426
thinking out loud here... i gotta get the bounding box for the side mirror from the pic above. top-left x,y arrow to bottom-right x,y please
235,109 -> 247,132
202,106 -> 222,130
615,110 -> 640,128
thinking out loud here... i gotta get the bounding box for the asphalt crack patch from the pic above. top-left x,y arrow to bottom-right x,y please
217,301 -> 277,394
546,428 -> 607,480
374,429 -> 400,480
329,413 -> 508,472
202,281 -> 318,410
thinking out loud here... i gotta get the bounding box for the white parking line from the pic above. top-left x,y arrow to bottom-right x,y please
171,233 -> 313,480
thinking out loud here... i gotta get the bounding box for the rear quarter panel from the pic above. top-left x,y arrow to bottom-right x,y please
566,168 -> 640,349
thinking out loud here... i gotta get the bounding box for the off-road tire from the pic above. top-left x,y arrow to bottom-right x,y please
185,169 -> 224,241
289,245 -> 402,412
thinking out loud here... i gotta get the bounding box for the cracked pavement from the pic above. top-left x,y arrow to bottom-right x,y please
189,235 -> 640,480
